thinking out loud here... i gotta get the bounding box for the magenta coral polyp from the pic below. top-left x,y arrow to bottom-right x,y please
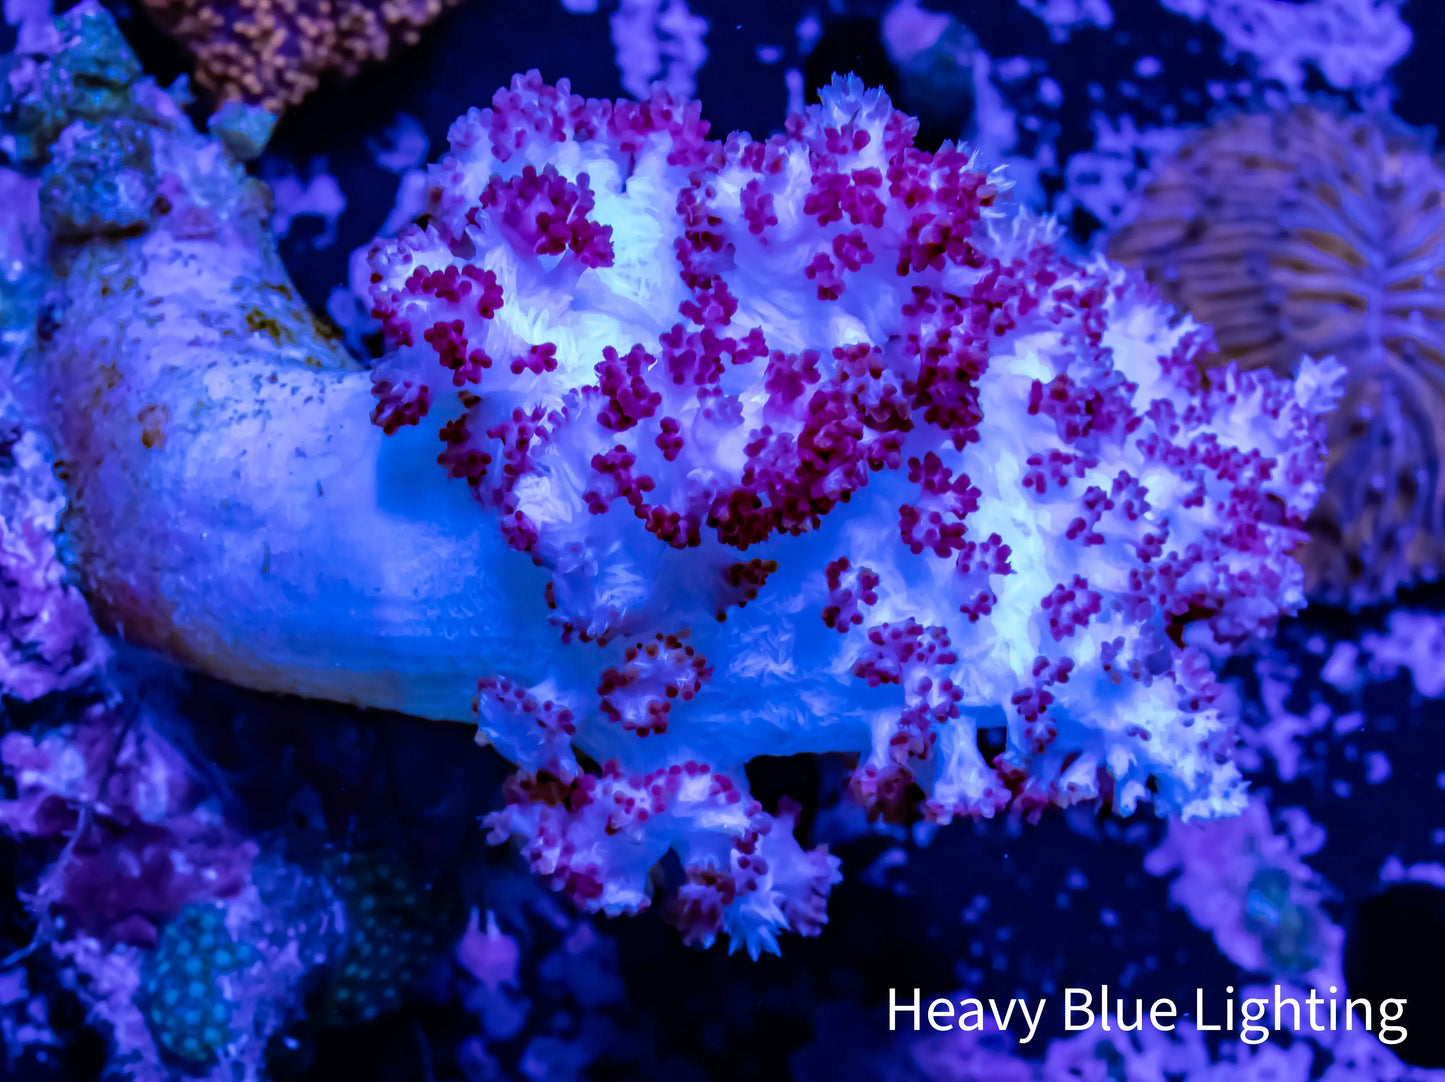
366,71 -> 1338,955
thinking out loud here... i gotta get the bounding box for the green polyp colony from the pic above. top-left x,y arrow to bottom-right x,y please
1243,867 -> 1324,976
317,850 -> 452,1026
134,847 -> 460,1062
141,903 -> 260,1065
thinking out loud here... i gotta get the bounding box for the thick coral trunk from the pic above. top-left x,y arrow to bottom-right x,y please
26,12 -> 554,721
43,230 -> 560,722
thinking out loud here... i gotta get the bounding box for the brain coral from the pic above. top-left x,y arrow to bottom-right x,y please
139,0 -> 459,111
1109,105 -> 1445,606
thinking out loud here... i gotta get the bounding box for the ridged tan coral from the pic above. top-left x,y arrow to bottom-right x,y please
140,0 -> 458,111
1111,106 -> 1445,606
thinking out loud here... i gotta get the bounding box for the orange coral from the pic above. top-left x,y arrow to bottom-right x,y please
141,0 -> 459,111
1110,106 -> 1445,605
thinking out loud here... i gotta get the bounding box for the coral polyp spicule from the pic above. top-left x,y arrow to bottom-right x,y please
1110,105 -> 1445,607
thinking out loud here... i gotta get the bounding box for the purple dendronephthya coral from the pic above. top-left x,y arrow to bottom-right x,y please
25,5 -> 1337,954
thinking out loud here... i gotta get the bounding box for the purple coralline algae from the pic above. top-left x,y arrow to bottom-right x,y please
0,160 -> 102,701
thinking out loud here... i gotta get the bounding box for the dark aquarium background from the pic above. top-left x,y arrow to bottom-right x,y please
2,0 -> 1445,1080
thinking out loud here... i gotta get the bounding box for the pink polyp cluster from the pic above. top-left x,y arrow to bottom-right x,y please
484,761 -> 838,957
366,71 -> 1339,956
